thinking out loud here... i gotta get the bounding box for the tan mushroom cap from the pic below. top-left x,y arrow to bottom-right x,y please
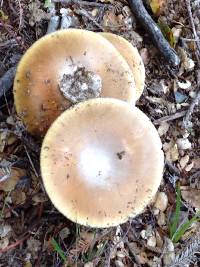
13,29 -> 136,137
100,32 -> 145,100
40,98 -> 164,228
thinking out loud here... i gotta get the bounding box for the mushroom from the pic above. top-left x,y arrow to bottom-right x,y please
100,32 -> 145,100
13,29 -> 136,137
40,98 -> 164,228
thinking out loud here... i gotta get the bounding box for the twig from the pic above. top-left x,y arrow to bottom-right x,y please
183,0 -> 200,128
17,0 -> 23,31
52,0 -> 110,7
165,160 -> 180,177
74,8 -> 105,31
128,0 -> 180,67
0,67 -> 17,98
24,145 -> 39,178
0,234 -> 30,253
185,0 -> 200,55
153,110 -> 187,125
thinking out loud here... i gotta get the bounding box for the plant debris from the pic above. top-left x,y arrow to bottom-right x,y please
1,0 -> 200,266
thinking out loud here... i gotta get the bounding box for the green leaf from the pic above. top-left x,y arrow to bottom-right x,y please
158,18 -> 176,48
169,184 -> 181,239
172,211 -> 200,243
51,238 -> 67,264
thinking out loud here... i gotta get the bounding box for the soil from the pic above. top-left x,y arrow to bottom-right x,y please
0,0 -> 200,266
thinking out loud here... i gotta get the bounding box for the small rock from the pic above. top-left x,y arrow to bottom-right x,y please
154,192 -> 168,212
116,251 -> 126,258
177,138 -> 192,150
0,224 -> 12,238
155,231 -> 163,248
6,116 -> 15,125
180,155 -> 190,169
0,237 -> 9,250
157,212 -> 166,226
185,162 -> 194,172
115,260 -> 124,267
91,8 -> 98,17
163,238 -> 175,266
84,262 -> 93,267
153,208 -> 160,216
147,236 -> 156,247
140,229 -> 147,239
177,80 -> 191,90
158,122 -> 169,137
140,48 -> 150,65
189,91 -> 197,98
183,57 -> 195,71
174,91 -> 187,103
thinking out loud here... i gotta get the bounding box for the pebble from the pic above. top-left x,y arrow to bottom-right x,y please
163,238 -> 175,266
84,262 -> 93,267
177,138 -> 192,150
115,260 -> 124,267
155,231 -> 163,248
180,155 -> 190,169
116,251 -> 126,258
185,162 -> 194,172
154,192 -> 168,212
0,224 -> 12,238
147,236 -> 156,247
157,211 -> 166,226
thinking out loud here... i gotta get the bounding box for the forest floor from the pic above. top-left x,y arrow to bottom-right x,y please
0,0 -> 200,266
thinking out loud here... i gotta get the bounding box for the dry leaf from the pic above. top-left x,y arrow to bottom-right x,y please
103,10 -> 120,28
192,158 -> 200,169
11,189 -> 26,205
179,155 -> 190,169
181,186 -> 200,208
165,143 -> 179,162
0,168 -> 26,192
0,10 -> 9,22
158,122 -> 169,137
149,0 -> 165,16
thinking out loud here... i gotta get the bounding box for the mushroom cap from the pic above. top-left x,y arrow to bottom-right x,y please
100,32 -> 145,100
40,98 -> 164,228
13,29 -> 135,137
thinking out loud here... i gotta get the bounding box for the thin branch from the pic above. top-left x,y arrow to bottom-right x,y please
128,0 -> 180,67
52,0 -> 110,7
185,0 -> 200,55
74,8 -> 105,31
154,110 -> 187,125
183,0 -> 200,128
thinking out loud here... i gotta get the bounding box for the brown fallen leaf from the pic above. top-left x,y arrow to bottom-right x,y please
102,10 -> 121,29
0,168 -> 26,192
181,186 -> 200,209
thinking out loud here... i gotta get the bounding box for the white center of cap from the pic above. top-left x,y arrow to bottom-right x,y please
79,146 -> 112,189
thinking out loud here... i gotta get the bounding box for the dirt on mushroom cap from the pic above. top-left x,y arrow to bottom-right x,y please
13,29 -> 136,137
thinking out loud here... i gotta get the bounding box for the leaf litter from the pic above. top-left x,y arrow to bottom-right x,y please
0,0 -> 200,266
